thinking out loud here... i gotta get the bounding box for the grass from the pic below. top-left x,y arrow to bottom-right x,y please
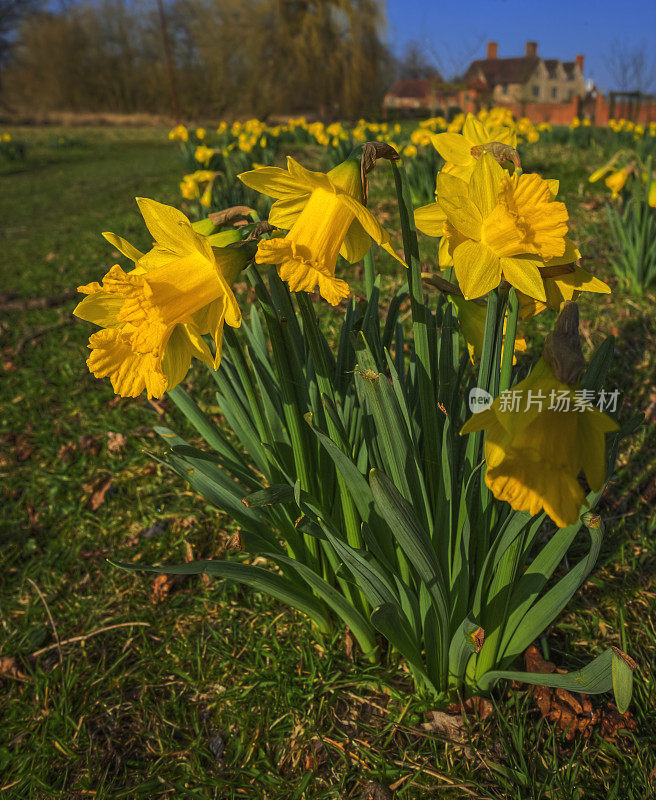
1,126 -> 655,799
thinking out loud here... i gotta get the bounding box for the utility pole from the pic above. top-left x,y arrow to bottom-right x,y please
156,0 -> 181,123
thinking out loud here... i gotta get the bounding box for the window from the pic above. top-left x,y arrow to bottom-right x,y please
567,90 -> 573,101
532,85 -> 540,98
551,87 -> 557,99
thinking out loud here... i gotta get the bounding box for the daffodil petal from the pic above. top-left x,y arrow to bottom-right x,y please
74,292 -> 124,328
432,132 -> 471,165
340,218 -> 372,263
435,172 -> 469,200
439,195 -> 483,240
286,157 -> 334,192
500,256 -> 547,302
136,197 -> 212,261
161,324 -> 194,390
453,240 -> 500,299
102,232 -> 144,263
238,165 -> 310,199
462,114 -> 487,144
468,153 -> 503,218
269,195 -> 310,229
414,202 -> 445,238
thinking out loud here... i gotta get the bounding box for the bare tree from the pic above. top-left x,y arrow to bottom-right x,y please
607,40 -> 656,93
396,40 -> 441,81
0,0 -> 41,67
427,35 -> 485,83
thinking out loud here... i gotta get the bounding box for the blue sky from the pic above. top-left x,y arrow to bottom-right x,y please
385,0 -> 656,91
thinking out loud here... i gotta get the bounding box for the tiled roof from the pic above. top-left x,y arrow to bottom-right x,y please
544,59 -> 559,79
562,61 -> 577,79
385,78 -> 443,99
465,56 -> 540,88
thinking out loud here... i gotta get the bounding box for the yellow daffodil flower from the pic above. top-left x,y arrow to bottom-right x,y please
649,180 -> 656,208
195,127 -> 206,140
239,156 -> 405,305
179,170 -> 217,204
589,152 -> 621,184
605,167 -> 631,198
74,199 -> 250,398
436,153 -> 568,301
168,125 -> 188,142
462,356 -> 617,527
462,303 -> 618,527
195,144 -> 215,165
432,113 -> 517,182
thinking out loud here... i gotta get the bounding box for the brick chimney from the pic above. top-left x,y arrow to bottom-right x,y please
486,42 -> 498,60
576,54 -> 584,72
525,41 -> 538,57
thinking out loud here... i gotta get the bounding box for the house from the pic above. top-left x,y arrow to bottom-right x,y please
464,42 -> 586,105
382,76 -> 458,117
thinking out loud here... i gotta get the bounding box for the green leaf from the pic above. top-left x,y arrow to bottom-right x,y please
243,484 -> 295,507
371,603 -> 437,693
369,469 -> 449,636
611,649 -> 637,714
448,614 -> 484,682
500,515 -> 604,663
478,647 -> 634,711
109,558 -> 331,631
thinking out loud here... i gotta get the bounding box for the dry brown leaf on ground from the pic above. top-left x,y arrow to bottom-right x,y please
151,574 -> 175,604
78,434 -> 102,455
645,388 -> 656,423
0,656 -> 28,680
87,478 -> 113,511
304,737 -> 328,770
57,441 -> 77,462
600,704 -> 638,739
421,710 -> 466,741
446,695 -> 494,721
361,783 -> 393,800
344,628 -> 356,661
106,432 -> 127,454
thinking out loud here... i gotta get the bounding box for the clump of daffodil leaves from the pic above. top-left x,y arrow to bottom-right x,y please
76,115 -> 640,712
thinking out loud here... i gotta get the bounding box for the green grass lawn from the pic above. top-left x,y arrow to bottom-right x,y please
1,127 -> 655,799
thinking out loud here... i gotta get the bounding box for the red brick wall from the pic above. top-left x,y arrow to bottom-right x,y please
460,91 -> 656,126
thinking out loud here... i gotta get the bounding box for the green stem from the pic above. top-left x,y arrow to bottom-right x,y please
499,288 -> 519,394
364,249 -> 376,299
391,160 -> 440,532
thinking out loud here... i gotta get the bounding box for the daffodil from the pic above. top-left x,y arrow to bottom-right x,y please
589,152 -> 623,184
436,153 -> 568,301
605,167 -> 631,198
168,125 -> 189,142
649,180 -> 656,208
74,199 -> 251,398
462,305 -> 618,527
239,156 -> 404,305
195,145 -> 215,165
431,113 -> 517,182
